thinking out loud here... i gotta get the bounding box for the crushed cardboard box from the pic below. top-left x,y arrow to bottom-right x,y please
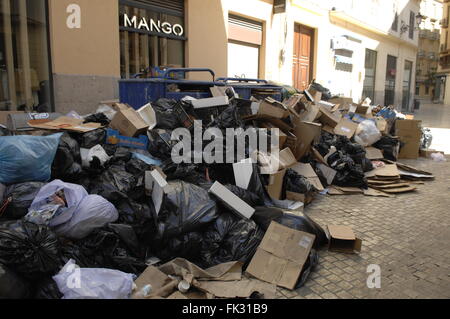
327,225 -> 362,254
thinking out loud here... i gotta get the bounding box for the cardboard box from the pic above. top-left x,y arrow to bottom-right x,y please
209,181 -> 255,219
283,94 -> 307,117
327,225 -> 362,254
145,170 -> 173,215
246,222 -> 315,290
291,163 -> 324,192
110,108 -> 149,137
334,118 -> 358,139
259,148 -> 297,175
298,103 -> 321,123
105,128 -> 149,150
258,98 -> 289,119
328,97 -> 353,108
291,119 -> 322,160
318,106 -> 342,128
375,117 -> 389,134
266,169 -> 286,200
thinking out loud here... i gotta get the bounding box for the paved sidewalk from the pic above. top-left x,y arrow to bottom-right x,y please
276,157 -> 450,299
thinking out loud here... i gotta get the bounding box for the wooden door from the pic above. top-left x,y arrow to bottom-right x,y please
293,24 -> 314,91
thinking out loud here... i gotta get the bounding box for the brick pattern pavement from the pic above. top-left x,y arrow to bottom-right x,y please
276,157 -> 450,299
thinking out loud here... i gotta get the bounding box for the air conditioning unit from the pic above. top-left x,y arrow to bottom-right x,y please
273,0 -> 286,14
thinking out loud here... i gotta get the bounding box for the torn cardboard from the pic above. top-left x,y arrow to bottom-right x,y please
291,119 -> 322,160
246,222 -> 315,290
258,97 -> 289,119
265,169 -> 286,200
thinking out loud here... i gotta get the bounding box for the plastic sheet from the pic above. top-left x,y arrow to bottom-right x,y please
0,221 -> 61,279
0,133 -> 62,185
1,182 -> 45,220
53,259 -> 135,299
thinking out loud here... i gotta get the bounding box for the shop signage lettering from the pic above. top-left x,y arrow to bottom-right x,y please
123,13 -> 184,37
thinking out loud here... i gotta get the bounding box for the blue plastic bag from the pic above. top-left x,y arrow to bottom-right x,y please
0,133 -> 62,185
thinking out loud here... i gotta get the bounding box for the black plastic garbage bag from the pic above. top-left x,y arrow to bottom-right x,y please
200,213 -> 264,268
0,127 -> 11,136
162,160 -> 209,185
296,248 -> 319,289
110,147 -> 132,164
51,133 -> 82,182
155,232 -> 204,263
153,99 -> 182,130
1,182 -> 45,220
96,164 -> 137,195
83,113 -> 110,127
147,129 -> 174,160
327,151 -> 367,188
0,263 -> 32,299
157,181 -> 218,239
309,81 -> 333,101
251,206 -> 284,230
0,221 -> 61,279
209,105 -> 244,129
225,185 -> 265,207
284,169 -> 315,194
61,224 -> 147,275
33,277 -> 62,299
373,136 -> 400,161
80,129 -> 106,149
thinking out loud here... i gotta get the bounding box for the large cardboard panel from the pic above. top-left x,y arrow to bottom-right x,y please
291,163 -> 324,191
246,222 -> 315,290
334,118 -> 358,139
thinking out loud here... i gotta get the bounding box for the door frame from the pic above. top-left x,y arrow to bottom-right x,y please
293,23 -> 315,90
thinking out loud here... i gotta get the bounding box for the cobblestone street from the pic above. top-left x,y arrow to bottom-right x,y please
276,157 -> 450,299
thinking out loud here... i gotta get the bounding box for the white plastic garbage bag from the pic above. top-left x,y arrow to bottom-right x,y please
55,195 -> 118,240
25,180 -> 118,239
53,259 -> 135,299
354,120 -> 382,147
80,145 -> 111,168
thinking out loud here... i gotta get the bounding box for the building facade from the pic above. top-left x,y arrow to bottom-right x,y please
0,0 -> 421,114
416,0 -> 442,102
438,0 -> 450,104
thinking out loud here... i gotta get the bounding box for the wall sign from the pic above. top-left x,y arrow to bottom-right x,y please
122,13 -> 184,37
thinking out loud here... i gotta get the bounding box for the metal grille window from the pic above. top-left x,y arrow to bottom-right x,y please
119,0 -> 185,79
385,55 -> 397,106
363,49 -> 377,102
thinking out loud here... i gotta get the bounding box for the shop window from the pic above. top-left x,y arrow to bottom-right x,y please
0,0 -> 52,111
227,15 -> 263,79
119,0 -> 185,78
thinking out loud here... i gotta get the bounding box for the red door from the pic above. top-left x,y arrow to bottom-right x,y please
293,24 -> 314,91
